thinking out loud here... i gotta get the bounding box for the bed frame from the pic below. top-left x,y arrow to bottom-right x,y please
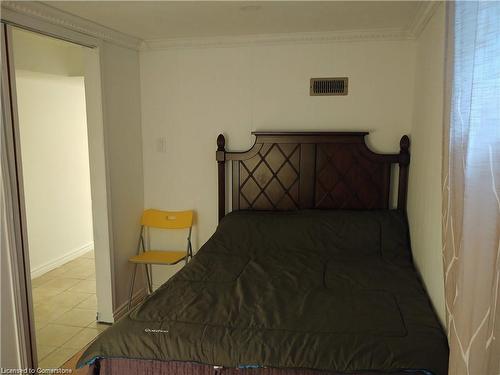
88,132 -> 418,375
216,131 -> 410,221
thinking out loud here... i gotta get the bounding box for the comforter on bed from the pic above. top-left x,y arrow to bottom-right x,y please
78,210 -> 448,375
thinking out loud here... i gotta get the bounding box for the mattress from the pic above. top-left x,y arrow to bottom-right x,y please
78,210 -> 448,375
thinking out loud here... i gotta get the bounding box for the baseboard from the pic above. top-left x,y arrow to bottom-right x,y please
30,242 -> 94,279
113,287 -> 148,321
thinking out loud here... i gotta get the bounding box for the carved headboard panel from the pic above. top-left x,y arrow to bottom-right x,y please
216,132 -> 410,222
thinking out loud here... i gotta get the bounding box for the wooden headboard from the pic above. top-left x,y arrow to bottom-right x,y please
216,132 -> 410,222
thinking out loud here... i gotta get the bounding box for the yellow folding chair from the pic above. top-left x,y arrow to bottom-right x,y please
128,209 -> 193,310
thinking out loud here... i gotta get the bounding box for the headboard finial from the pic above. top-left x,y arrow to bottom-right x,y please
400,135 -> 410,152
397,135 -> 411,211
217,134 -> 226,151
217,134 -> 226,222
399,135 -> 410,166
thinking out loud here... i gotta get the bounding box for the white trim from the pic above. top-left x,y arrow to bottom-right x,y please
30,242 -> 94,279
141,28 -> 414,51
1,5 -> 101,49
83,46 -> 116,324
1,1 -> 141,50
2,23 -> 38,368
2,26 -> 26,364
407,1 -> 441,38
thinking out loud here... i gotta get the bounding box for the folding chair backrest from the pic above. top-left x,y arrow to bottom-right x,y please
141,209 -> 193,230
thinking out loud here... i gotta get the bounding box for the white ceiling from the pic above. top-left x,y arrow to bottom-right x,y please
45,1 -> 424,41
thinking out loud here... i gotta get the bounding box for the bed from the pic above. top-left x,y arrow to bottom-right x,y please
78,132 -> 448,375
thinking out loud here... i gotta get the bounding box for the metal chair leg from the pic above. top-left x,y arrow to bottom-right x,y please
128,263 -> 138,311
185,228 -> 193,265
144,264 -> 153,294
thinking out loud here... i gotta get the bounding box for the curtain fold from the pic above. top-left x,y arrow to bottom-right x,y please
442,1 -> 500,374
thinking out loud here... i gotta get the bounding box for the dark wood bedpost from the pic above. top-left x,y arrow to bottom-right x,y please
216,134 -> 226,222
397,135 -> 410,211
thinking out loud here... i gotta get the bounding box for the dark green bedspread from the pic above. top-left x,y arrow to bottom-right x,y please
78,210 -> 448,374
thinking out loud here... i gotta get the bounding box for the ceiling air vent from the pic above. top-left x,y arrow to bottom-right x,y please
310,77 -> 348,96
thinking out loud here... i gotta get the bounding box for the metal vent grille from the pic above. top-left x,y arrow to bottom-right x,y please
310,77 -> 348,96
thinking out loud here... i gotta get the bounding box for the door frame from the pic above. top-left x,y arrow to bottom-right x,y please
1,22 -> 37,369
1,7 -> 116,368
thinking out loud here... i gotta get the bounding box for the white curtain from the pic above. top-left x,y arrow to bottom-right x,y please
442,1 -> 500,374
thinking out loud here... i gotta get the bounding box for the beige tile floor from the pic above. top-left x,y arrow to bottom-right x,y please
32,250 -> 110,368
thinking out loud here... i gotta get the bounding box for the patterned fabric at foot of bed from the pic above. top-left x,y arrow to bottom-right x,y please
90,358 -> 433,375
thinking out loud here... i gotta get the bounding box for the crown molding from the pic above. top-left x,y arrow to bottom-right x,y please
1,1 -> 142,50
141,28 -> 414,51
141,1 -> 441,52
407,1 -> 441,38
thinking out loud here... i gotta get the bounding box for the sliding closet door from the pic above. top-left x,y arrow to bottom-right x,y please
1,22 -> 37,369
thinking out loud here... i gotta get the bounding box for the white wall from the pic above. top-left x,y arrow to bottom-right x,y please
15,70 -> 94,278
407,4 -> 446,324
140,40 -> 417,287
100,41 -> 145,310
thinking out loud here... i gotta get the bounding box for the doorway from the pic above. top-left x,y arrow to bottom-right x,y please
12,28 -> 107,368
1,23 -> 114,369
